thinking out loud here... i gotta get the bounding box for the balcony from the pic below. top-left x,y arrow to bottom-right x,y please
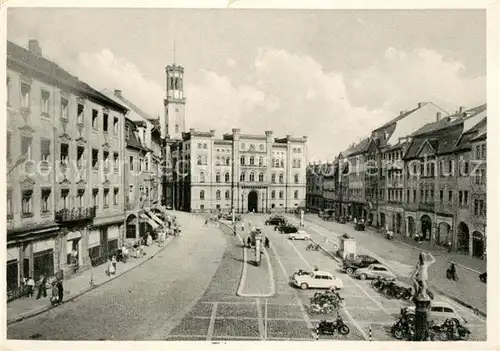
55,206 -> 96,223
418,202 -> 435,212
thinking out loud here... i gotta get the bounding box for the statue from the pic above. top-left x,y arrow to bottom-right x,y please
411,251 -> 435,300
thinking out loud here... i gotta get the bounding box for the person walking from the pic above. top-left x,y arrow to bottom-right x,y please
111,255 -> 117,272
51,280 -> 59,305
57,279 -> 64,303
264,237 -> 270,248
247,237 -> 251,248
26,276 -> 35,298
108,258 -> 116,276
36,275 -> 48,300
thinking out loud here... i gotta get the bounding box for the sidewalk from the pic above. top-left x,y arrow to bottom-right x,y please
7,236 -> 175,325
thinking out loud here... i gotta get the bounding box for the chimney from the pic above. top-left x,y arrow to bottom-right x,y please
28,39 -> 42,56
418,102 -> 426,108
114,90 -> 123,98
399,110 -> 404,116
436,112 -> 442,121
458,106 -> 464,114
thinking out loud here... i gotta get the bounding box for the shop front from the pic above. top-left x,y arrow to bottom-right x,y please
6,246 -> 20,294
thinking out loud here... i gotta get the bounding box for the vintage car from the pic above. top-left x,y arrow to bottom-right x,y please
275,223 -> 299,234
293,270 -> 343,290
353,264 -> 396,280
288,230 -> 310,240
342,255 -> 380,275
265,215 -> 287,226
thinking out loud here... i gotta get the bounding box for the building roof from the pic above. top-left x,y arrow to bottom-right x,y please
7,41 -> 128,114
125,118 -> 149,151
374,107 -> 419,131
404,123 -> 464,159
114,92 -> 155,121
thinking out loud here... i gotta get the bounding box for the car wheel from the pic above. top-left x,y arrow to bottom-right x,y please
393,329 -> 404,340
300,283 -> 308,290
290,236 -> 295,240
346,267 -> 354,275
339,325 -> 350,335
359,273 -> 367,280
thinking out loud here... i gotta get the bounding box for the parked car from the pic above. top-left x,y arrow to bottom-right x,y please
342,255 -> 380,275
288,230 -> 310,240
403,302 -> 467,325
354,264 -> 396,280
265,215 -> 286,226
293,270 -> 343,290
275,223 -> 299,234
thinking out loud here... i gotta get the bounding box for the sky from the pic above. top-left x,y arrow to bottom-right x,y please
7,8 -> 486,161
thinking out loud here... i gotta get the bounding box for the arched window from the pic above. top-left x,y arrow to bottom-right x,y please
249,156 -> 255,165
226,158 -> 230,166
200,190 -> 205,200
240,172 -> 245,182
225,190 -> 230,199
279,173 -> 284,184
249,172 -> 255,182
215,158 -> 220,166
297,159 -> 301,168
272,173 -> 276,183
197,155 -> 202,165
292,159 -> 296,168
294,174 -> 299,183
271,190 -> 276,199
216,190 -> 221,200
216,172 -> 221,183
280,159 -> 284,168
279,191 -> 284,199
200,172 -> 205,183
240,156 -> 245,165
259,173 -> 264,182
259,157 -> 263,166
224,172 -> 230,182
294,190 -> 299,199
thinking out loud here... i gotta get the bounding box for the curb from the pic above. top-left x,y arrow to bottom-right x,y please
217,220 -> 276,298
7,237 -> 175,326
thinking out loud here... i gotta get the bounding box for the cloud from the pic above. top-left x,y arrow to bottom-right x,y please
226,58 -> 237,67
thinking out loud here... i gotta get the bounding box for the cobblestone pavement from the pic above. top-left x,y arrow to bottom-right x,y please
289,214 -> 487,315
165,214 -> 486,341
7,212 -> 227,341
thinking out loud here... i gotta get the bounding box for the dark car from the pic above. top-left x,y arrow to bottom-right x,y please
275,223 -> 299,234
265,215 -> 286,226
342,255 -> 380,275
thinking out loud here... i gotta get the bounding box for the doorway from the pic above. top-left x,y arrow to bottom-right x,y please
248,191 -> 258,213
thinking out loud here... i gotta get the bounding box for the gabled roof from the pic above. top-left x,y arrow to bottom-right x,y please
115,93 -> 155,121
404,123 -> 463,159
374,107 -> 419,131
7,41 -> 128,114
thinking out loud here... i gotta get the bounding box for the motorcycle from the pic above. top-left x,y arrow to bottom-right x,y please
479,272 -> 487,283
308,302 -> 338,314
371,276 -> 394,292
391,314 -> 415,340
438,318 -> 471,341
446,268 -> 459,281
306,243 -> 320,251
316,316 -> 350,336
401,287 -> 413,300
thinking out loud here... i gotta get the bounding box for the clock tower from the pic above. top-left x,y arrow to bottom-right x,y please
163,64 -> 186,140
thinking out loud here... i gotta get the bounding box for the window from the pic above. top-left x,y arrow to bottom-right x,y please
92,109 -> 98,129
93,189 -> 99,208
407,190 -> 410,202
240,156 -> 245,165
272,174 -> 276,183
21,83 -> 30,109
41,139 -> 51,162
259,173 -> 264,182
225,172 -> 230,183
203,143 -> 207,149
259,157 -> 263,166
200,190 -> 205,200
481,144 -> 486,159
21,136 -> 32,159
41,90 -> 50,115
60,189 -> 69,210
125,125 -> 130,140
279,173 -> 284,184
240,172 -> 245,182
60,143 -> 69,166
113,188 -> 119,205
280,159 -> 284,168
475,145 -> 481,159
413,190 -> 416,203
294,190 -> 299,199
459,191 -> 463,205
448,190 -> 453,203
279,191 -> 284,199
216,190 -> 221,200
463,160 -> 469,176
41,188 -> 51,213
271,190 -> 276,199
175,124 -> 179,133
113,117 -> 119,134
77,103 -> 84,124
103,188 -> 110,208
225,190 -> 230,200
226,157 -> 230,166
103,151 -> 110,170
61,97 -> 68,120
480,168 -> 486,185
113,153 -> 119,172
464,191 -> 469,206
92,149 -> 99,169
129,156 -> 134,171
250,156 -> 255,166
200,172 -> 205,183
294,174 -> 299,183
249,172 -> 255,182
197,155 -> 202,165
7,189 -> 13,219
216,172 -> 221,183
77,189 -> 85,207
103,113 -> 109,133
440,190 -> 444,203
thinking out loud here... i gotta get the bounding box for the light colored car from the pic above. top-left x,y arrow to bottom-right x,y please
293,270 -> 343,290
403,302 -> 467,325
354,264 -> 396,280
288,230 -> 310,240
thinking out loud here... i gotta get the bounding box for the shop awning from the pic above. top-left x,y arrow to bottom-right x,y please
140,213 -> 159,229
146,211 -> 164,227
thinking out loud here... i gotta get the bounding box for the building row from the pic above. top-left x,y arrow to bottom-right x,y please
5,40 -> 173,295
306,102 -> 487,258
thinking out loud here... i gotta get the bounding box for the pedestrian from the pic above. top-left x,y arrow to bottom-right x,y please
51,280 -> 59,305
36,275 -> 48,299
57,279 -> 64,303
107,258 -> 116,276
26,276 -> 35,297
247,237 -> 251,248
111,255 -> 117,271
205,218 -> 208,226
264,237 -> 270,248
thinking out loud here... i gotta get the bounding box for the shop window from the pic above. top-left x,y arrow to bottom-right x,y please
34,249 -> 54,281
6,260 -> 18,293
